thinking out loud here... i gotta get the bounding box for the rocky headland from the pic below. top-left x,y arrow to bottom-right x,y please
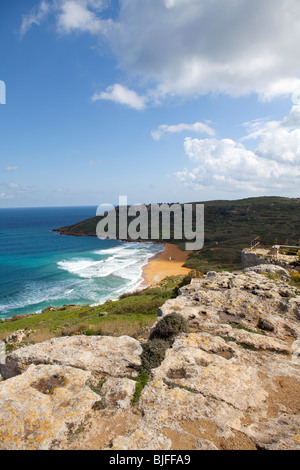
0,270 -> 299,450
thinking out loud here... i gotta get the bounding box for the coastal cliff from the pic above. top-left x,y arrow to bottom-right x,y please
0,270 -> 300,450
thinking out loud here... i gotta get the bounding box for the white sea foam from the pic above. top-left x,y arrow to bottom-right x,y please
0,280 -> 80,315
0,241 -> 164,318
93,245 -> 124,256
58,242 -> 163,283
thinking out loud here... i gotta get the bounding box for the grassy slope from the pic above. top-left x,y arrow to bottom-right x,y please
0,276 -> 188,349
54,196 -> 300,271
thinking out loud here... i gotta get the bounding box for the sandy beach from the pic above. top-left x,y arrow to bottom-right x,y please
142,243 -> 192,286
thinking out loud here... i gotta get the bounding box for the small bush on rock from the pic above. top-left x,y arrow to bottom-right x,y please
141,338 -> 170,372
149,313 -> 189,343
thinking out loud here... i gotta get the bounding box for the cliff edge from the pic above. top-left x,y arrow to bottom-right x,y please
0,271 -> 299,450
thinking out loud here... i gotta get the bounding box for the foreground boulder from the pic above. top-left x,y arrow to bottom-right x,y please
0,335 -> 142,379
0,364 -> 99,450
0,335 -> 142,380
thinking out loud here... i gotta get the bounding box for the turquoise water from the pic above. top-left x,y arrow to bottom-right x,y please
0,206 -> 163,319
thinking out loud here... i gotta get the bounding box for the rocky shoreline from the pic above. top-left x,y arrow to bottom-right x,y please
0,270 -> 299,450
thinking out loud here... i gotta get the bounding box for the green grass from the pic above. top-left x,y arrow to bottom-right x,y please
0,276 -> 185,344
131,370 -> 149,406
231,324 -> 264,335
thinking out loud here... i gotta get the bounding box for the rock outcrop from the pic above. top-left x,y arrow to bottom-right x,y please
0,335 -> 142,380
4,328 -> 32,345
0,271 -> 299,450
242,249 -> 297,270
0,364 -> 100,450
245,264 -> 290,278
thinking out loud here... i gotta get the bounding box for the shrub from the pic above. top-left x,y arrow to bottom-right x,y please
149,313 -> 189,343
290,270 -> 300,286
61,323 -> 89,336
109,298 -> 162,316
119,290 -> 143,299
140,338 -> 170,372
84,328 -> 96,336
173,269 -> 204,295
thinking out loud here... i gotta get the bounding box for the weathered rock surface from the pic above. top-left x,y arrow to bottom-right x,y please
101,378 -> 137,410
111,272 -> 300,450
245,264 -> 290,278
4,328 -> 32,345
0,271 -> 299,450
157,271 -> 300,343
0,335 -> 142,380
0,364 -> 99,450
241,249 -> 297,270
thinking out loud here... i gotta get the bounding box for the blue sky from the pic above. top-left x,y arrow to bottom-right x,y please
0,0 -> 299,207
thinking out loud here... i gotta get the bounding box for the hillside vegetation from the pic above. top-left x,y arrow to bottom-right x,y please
54,196 -> 300,271
0,276 -> 188,350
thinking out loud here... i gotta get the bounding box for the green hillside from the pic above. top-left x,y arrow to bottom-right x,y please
54,196 -> 300,272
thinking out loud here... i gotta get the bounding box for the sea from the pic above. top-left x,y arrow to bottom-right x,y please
0,206 -> 163,319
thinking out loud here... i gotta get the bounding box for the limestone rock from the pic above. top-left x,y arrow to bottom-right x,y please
245,415 -> 300,450
123,330 -> 300,449
119,272 -> 300,450
206,271 -> 217,278
1,335 -> 142,380
5,328 -> 32,344
101,377 -> 136,410
157,271 -> 300,342
109,429 -> 171,450
245,264 -> 290,278
0,364 -> 99,450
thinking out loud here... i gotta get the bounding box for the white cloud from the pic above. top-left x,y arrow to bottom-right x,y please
151,121 -> 215,141
0,193 -> 14,200
54,187 -> 70,193
20,1 -> 50,36
176,137 -> 299,192
255,127 -> 300,164
260,79 -> 300,102
242,104 -> 300,163
0,182 -> 32,200
175,104 -> 300,193
91,84 -> 146,110
20,1 -> 300,103
56,0 -> 107,34
5,165 -> 19,172
104,0 -> 300,101
20,0 -> 107,36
